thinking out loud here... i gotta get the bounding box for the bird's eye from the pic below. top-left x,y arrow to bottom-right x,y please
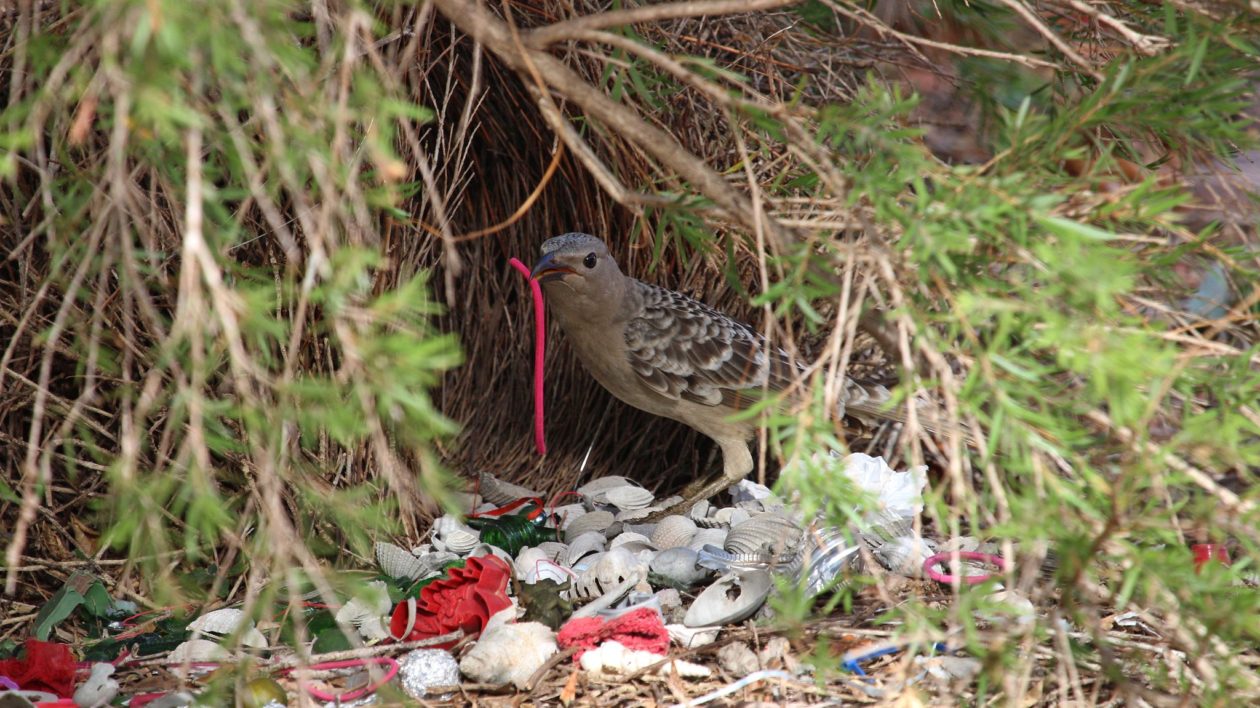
583,252 -> 597,269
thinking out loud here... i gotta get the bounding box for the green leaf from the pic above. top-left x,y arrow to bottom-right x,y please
82,581 -> 115,619
1035,215 -> 1116,242
0,478 -> 19,504
33,586 -> 86,641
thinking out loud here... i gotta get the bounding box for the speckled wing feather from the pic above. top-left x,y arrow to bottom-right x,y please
623,281 -> 796,409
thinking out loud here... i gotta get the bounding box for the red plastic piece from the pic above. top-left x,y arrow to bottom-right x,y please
508,257 -> 547,456
1192,543 -> 1231,572
0,640 -> 75,698
389,555 -> 513,648
557,607 -> 670,660
923,551 -> 1008,585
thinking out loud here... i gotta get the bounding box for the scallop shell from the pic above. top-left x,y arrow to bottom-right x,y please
713,507 -> 751,527
478,472 -> 540,506
375,541 -> 425,580
188,608 -> 249,636
517,547 -> 573,584
516,547 -> 549,577
564,510 -> 614,542
610,531 -> 654,550
650,516 -> 698,549
687,528 -> 729,552
186,608 -> 267,648
553,505 -> 589,528
724,514 -> 803,557
565,531 -> 607,567
604,485 -> 655,511
615,508 -> 652,523
573,547 -> 648,601
432,515 -> 481,554
537,541 -> 569,562
469,543 -> 514,565
577,476 -> 637,497
688,499 -> 712,522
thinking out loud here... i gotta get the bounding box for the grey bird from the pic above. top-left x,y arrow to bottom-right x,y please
531,232 -> 911,514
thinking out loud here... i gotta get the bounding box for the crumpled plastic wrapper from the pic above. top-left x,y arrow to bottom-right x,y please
398,649 -> 460,700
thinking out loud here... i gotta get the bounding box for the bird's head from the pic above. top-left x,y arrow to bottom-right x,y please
531,233 -> 627,319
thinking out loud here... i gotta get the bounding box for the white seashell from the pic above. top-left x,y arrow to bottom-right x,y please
537,541 -> 568,562
684,570 -> 773,627
525,559 -> 573,585
614,508 -> 652,522
713,507 -> 751,527
432,515 -> 481,554
729,480 -> 774,503
651,516 -> 698,549
688,499 -> 712,522
580,640 -> 711,679
335,581 -> 392,642
564,510 -> 614,542
469,543 -> 514,565
515,547 -> 550,578
604,485 -> 655,511
477,473 -> 540,506
687,528 -> 729,552
376,541 -> 427,580
565,532 -> 607,567
459,610 -> 557,689
610,532 -> 655,553
980,591 -> 1037,627
188,608 -> 249,636
553,505 -> 589,529
577,476 -> 637,497
168,639 -> 230,666
573,547 -> 648,601
724,514 -> 802,557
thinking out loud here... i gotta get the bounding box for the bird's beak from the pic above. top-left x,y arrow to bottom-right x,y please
531,252 -> 575,282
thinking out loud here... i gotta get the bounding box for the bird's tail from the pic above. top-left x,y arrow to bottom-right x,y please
840,378 -> 974,444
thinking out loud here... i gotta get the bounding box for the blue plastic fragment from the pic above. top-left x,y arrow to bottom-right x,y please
841,641 -> 951,676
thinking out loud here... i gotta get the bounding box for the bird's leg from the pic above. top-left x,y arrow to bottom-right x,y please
645,439 -> 753,522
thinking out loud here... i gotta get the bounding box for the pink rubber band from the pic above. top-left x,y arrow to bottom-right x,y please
923,550 -> 1007,585
509,257 -> 547,456
285,657 -> 399,703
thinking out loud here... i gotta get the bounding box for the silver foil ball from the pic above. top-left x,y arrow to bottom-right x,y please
398,648 -> 460,700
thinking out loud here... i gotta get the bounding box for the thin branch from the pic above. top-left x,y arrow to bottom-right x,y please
431,0 -> 796,247
528,0 -> 800,47
992,0 -> 1104,81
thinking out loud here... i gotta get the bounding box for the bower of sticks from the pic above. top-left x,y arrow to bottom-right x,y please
3,0 -> 1259,705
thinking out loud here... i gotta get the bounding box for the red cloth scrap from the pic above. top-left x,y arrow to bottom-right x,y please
556,607 -> 669,660
0,639 -> 76,698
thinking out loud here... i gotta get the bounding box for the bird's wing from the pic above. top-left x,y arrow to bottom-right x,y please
623,282 -> 797,409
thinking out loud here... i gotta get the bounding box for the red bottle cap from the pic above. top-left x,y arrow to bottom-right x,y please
1191,543 -> 1231,572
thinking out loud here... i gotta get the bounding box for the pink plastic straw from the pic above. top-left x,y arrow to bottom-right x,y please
508,257 -> 547,455
923,550 -> 1007,585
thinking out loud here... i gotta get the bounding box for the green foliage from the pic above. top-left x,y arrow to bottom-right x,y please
2,0 -> 455,609
618,2 -> 1260,698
